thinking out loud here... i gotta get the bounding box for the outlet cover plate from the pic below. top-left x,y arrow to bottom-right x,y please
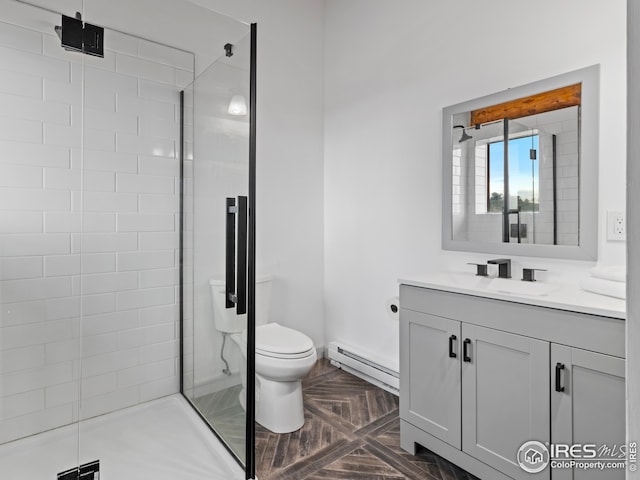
607,211 -> 626,241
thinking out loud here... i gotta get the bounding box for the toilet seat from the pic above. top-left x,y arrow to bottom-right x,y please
242,323 -> 315,359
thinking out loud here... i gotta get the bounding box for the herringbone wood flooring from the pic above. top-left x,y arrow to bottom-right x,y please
259,359 -> 478,480
195,359 -> 479,480
304,447 -> 406,479
303,372 -> 399,429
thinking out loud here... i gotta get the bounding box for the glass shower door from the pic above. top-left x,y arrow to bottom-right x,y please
0,1 -> 86,477
485,119 -> 541,244
505,119 -> 539,244
504,120 -> 560,246
74,19 -> 196,478
182,27 -> 256,478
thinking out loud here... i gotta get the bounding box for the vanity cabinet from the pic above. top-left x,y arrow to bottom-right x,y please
400,285 -> 625,480
403,310 -> 462,448
402,309 -> 550,480
462,324 -> 549,479
551,345 -> 625,480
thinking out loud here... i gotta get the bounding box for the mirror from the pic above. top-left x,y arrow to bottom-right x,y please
442,65 -> 599,260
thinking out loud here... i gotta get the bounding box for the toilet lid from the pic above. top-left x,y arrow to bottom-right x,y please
243,323 -> 314,358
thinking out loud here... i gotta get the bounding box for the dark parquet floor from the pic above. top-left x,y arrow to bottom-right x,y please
196,358 -> 479,480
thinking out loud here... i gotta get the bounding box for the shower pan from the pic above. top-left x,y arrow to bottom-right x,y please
0,1 -> 258,478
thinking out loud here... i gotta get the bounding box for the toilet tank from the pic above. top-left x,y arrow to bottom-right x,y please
209,276 -> 272,333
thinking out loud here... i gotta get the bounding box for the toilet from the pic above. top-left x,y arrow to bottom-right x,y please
209,277 -> 317,434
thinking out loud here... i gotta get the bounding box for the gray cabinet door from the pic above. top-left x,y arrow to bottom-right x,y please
551,344 -> 625,480
400,309 -> 461,449
462,324 -> 550,480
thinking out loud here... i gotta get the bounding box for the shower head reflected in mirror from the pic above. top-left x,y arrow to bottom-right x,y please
459,130 -> 473,143
453,125 -> 473,143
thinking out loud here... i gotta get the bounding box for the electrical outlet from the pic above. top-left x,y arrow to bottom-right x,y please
607,211 -> 626,241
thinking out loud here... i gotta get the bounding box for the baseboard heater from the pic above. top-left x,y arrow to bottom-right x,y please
327,341 -> 399,396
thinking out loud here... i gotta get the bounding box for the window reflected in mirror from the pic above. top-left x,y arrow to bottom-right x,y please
450,94 -> 579,247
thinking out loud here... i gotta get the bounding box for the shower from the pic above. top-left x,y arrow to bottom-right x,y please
0,1 -> 257,478
54,12 -> 104,57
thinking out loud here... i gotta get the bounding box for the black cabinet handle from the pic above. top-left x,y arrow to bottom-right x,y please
449,335 -> 457,358
225,198 -> 236,309
555,362 -> 565,392
463,338 -> 472,362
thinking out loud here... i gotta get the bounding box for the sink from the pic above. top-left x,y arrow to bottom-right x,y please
421,272 -> 494,290
485,278 -> 556,297
400,271 -> 625,318
404,272 -> 556,297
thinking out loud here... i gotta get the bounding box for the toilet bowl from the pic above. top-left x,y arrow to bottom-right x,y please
231,323 -> 317,433
210,278 -> 317,433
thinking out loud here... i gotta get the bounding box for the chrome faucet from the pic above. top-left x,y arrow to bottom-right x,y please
488,258 -> 511,279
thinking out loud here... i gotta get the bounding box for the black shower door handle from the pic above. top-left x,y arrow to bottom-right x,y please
225,196 -> 248,315
225,198 -> 236,309
236,196 -> 248,315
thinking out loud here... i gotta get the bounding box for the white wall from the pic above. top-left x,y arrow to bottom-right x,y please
0,1 -> 191,443
186,0 -> 326,350
323,0 -> 627,370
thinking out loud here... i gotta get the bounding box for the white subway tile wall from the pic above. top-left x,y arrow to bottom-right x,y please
0,10 -> 193,444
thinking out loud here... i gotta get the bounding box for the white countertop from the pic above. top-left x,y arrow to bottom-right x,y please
399,272 -> 626,319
